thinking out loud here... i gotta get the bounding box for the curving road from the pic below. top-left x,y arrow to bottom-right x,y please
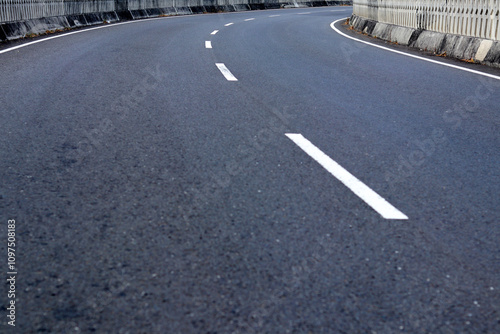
1,7 -> 499,333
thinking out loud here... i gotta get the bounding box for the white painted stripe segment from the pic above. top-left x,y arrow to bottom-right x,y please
244,18 -> 255,21
286,133 -> 408,220
211,30 -> 219,35
298,12 -> 311,15
269,15 -> 280,17
224,23 -> 234,27
205,41 -> 212,49
0,20 -> 135,55
330,18 -> 500,81
0,15 -> 181,55
216,63 -> 238,81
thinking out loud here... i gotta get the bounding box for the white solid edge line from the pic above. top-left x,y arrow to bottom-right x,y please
216,63 -> 238,81
330,18 -> 500,81
211,30 -> 219,35
0,20 -> 134,55
286,133 -> 408,220
205,41 -> 212,48
224,22 -> 234,26
0,15 -> 178,55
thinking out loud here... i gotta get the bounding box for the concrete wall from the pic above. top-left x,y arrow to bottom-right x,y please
0,0 -> 351,41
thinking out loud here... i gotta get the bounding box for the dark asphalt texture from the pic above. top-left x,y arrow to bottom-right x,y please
1,6 -> 499,333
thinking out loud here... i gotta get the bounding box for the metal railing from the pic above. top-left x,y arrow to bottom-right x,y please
0,0 -> 115,22
0,0 -> 351,23
353,0 -> 500,41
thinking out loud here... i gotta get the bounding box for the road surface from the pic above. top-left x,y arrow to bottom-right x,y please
1,6 -> 499,333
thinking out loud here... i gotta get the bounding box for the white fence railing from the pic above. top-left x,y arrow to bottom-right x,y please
0,0 -> 116,22
353,0 -> 500,41
0,0 -> 351,24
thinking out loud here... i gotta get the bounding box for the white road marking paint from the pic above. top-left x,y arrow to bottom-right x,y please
269,15 -> 281,17
224,22 -> 234,27
244,18 -> 255,21
285,133 -> 408,220
330,18 -> 500,81
0,15 -> 186,55
205,41 -> 212,49
297,12 -> 311,15
216,63 -> 238,81
0,20 -> 134,55
211,30 -> 219,35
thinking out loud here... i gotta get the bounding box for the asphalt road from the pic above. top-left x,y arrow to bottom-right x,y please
1,6 -> 499,333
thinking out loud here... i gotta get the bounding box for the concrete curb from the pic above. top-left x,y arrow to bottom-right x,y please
350,14 -> 500,69
0,1 -> 352,43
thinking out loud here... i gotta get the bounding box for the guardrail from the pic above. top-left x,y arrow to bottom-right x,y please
353,0 -> 500,41
0,0 -> 350,23
0,0 -> 116,22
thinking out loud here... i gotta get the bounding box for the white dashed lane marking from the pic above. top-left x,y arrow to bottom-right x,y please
216,63 -> 238,81
286,133 -> 408,220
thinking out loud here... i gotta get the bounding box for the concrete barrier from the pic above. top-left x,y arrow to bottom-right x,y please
352,0 -> 500,42
350,0 -> 500,68
0,0 -> 352,42
350,13 -> 500,68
